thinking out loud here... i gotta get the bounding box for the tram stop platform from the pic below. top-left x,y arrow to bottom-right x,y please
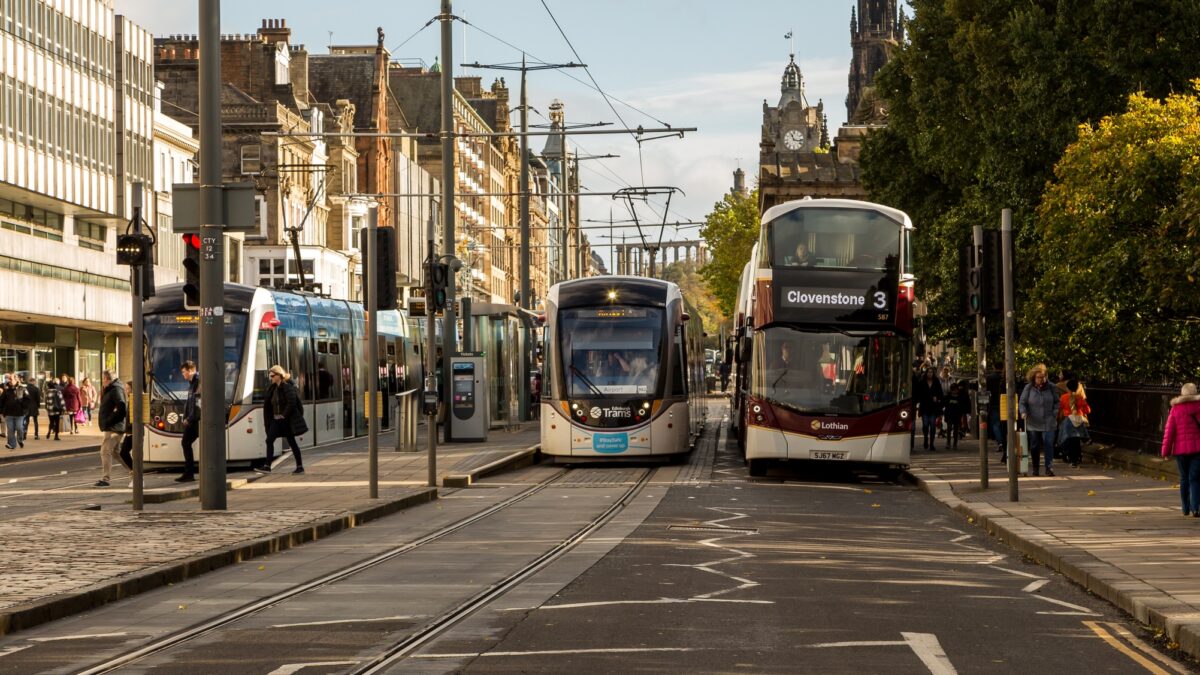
0,422 -> 540,636
909,444 -> 1200,661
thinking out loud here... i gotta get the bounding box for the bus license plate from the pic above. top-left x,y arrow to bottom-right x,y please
811,450 -> 848,460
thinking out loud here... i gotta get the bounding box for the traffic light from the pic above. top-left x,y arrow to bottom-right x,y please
361,227 -> 398,311
116,233 -> 154,266
426,261 -> 449,313
959,243 -> 981,317
980,230 -> 1006,316
182,233 -> 201,310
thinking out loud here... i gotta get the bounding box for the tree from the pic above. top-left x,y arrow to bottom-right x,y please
699,188 -> 759,318
860,0 -> 1200,358
1031,84 -> 1200,382
661,259 -> 723,349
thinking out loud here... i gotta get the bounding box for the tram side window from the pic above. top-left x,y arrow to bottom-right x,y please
287,335 -> 313,401
251,330 -> 278,403
671,325 -> 686,395
315,340 -> 340,402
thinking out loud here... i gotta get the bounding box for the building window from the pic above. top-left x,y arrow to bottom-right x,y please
240,144 -> 261,175
257,257 -> 312,288
76,220 -> 107,251
0,199 -> 64,241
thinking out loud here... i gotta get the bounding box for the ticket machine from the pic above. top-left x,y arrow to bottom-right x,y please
448,354 -> 489,442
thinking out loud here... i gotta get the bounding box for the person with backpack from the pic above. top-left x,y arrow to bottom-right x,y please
22,375 -> 41,440
255,365 -> 308,475
44,379 -> 65,441
1162,383 -> 1200,517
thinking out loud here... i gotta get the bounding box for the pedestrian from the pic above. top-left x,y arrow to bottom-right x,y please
915,368 -> 944,451
985,363 -> 1008,462
1057,379 -> 1091,468
177,360 -> 199,482
80,377 -> 97,426
93,370 -> 127,488
22,375 -> 40,440
718,360 -> 731,394
2,374 -> 28,449
255,365 -> 307,475
943,381 -> 970,450
61,375 -> 81,434
1162,383 -> 1200,517
1019,364 -> 1059,476
119,380 -> 134,472
44,379 -> 64,441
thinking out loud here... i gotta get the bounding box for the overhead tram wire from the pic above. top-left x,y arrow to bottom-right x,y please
389,16 -> 437,54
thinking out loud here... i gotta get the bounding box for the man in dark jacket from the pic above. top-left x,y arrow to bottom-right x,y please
22,375 -> 41,440
177,360 -> 200,482
2,374 -> 28,449
94,370 -> 127,487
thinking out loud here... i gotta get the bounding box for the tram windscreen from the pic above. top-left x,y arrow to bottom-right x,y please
143,313 -> 248,403
751,327 -> 909,415
560,307 -> 663,397
765,207 -> 900,272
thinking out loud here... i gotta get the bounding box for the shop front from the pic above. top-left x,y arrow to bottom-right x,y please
0,322 -> 118,392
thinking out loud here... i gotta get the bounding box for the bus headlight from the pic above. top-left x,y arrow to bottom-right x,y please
752,405 -> 762,414
899,410 -> 910,420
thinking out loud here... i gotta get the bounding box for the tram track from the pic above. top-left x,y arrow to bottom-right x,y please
74,467 -> 574,675
349,467 -> 654,673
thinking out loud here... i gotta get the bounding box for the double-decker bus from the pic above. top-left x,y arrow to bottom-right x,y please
732,199 -> 915,477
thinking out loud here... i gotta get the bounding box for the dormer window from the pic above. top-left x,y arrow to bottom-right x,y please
275,43 -> 290,86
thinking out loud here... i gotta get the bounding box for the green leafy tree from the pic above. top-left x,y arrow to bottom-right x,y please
860,0 -> 1200,359
1032,84 -> 1200,382
699,188 -> 759,318
661,259 -> 723,349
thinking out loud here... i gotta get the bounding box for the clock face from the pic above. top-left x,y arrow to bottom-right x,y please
783,129 -> 806,150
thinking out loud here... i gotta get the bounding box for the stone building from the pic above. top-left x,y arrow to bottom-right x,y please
846,0 -> 904,124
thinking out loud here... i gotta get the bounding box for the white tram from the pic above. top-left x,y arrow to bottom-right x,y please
141,283 -> 422,466
540,277 -> 707,460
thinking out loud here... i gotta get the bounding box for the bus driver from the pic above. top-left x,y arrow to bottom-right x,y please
786,241 -> 814,267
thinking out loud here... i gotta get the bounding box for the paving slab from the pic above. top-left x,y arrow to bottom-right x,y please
909,446 -> 1200,658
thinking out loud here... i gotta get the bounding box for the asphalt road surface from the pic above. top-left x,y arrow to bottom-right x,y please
0,400 -> 1191,674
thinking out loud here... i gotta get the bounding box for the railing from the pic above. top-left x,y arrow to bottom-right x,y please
1083,383 -> 1174,455
394,389 -> 420,452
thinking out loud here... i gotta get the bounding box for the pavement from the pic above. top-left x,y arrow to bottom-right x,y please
909,443 -> 1200,661
0,422 -> 540,636
0,415 -> 103,464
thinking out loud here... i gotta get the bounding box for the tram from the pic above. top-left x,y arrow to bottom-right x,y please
540,276 -> 707,460
732,198 -> 916,477
141,283 -> 422,466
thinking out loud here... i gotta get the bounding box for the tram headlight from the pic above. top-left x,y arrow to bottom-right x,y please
638,408 -> 646,416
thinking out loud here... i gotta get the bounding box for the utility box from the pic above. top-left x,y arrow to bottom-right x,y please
448,355 -> 489,442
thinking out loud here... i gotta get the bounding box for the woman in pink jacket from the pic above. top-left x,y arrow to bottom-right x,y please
1162,383 -> 1200,517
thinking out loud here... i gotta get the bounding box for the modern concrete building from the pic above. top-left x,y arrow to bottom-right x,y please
0,1 -> 165,385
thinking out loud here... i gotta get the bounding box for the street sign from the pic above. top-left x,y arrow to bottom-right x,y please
171,183 -> 258,232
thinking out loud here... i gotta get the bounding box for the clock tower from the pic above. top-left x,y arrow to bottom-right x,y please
760,54 -> 826,160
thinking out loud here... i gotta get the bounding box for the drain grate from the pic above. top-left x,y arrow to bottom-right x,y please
668,524 -> 758,535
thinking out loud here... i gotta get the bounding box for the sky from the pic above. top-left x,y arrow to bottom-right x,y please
113,0 -> 864,269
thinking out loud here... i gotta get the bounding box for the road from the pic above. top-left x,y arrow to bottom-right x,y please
0,400 -> 1190,674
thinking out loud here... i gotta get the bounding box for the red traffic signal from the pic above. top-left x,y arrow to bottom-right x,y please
183,233 -> 202,250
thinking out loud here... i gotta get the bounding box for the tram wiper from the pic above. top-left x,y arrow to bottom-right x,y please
569,364 -> 606,397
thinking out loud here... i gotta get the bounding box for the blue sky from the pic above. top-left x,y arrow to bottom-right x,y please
115,0 -> 866,266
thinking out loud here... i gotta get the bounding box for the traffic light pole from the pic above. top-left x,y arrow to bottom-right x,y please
131,182 -> 146,511
1001,208 -> 1018,503
366,207 -> 379,499
973,224 -> 988,490
198,0 -> 226,510
439,0 -> 457,445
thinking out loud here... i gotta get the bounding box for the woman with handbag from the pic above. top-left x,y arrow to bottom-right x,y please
254,365 -> 308,475
1057,379 -> 1091,468
61,375 -> 81,435
1162,383 -> 1200,517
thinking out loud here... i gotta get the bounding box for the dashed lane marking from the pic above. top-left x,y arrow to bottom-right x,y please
415,647 -> 701,659
270,615 -> 424,629
0,646 -> 31,658
27,632 -> 128,642
1030,594 -> 1099,616
266,661 -> 360,675
1021,579 -> 1050,593
901,632 -> 958,675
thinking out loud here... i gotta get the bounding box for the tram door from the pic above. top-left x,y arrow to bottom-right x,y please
340,331 -> 354,439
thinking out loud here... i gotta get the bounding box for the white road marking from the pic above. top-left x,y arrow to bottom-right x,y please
1029,594 -> 1098,615
415,647 -> 700,659
267,661 -> 359,675
270,615 -> 423,628
949,534 -> 971,542
902,632 -> 958,675
537,597 -> 773,610
28,632 -> 128,642
977,554 -> 1005,565
0,645 -> 31,658
1022,579 -> 1050,593
808,640 -> 907,648
991,565 -> 1045,580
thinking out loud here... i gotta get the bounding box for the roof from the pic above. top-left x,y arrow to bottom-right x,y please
308,53 -> 379,130
387,71 -> 441,133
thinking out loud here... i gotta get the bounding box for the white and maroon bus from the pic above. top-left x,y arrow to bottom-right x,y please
732,198 -> 916,477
